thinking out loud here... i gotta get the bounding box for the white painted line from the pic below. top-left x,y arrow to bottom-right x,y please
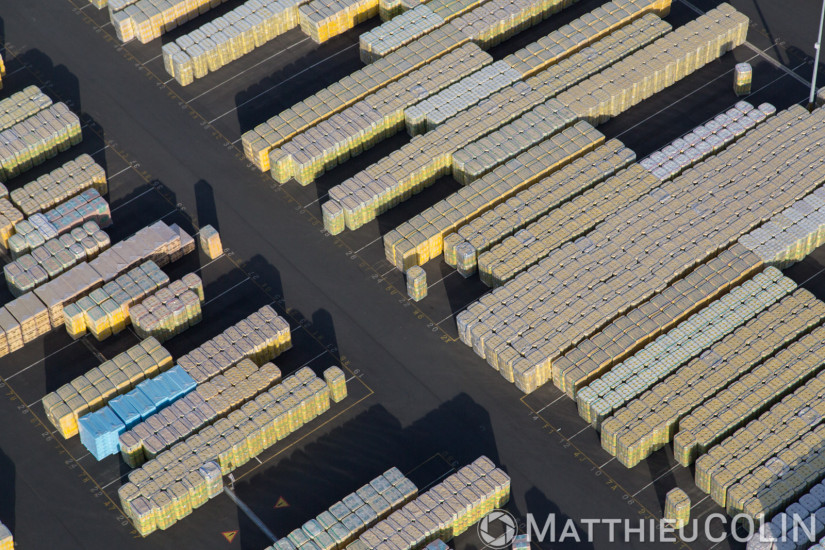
381,266 -> 397,278
428,270 -> 458,289
254,456 -> 263,465
4,65 -> 30,78
568,425 -> 591,440
187,38 -> 311,104
210,44 -> 358,123
691,494 -> 710,509
7,339 -> 83,380
800,265 -> 825,287
204,278 -> 252,306
632,465 -> 680,497
194,254 -> 225,273
599,457 -> 616,469
536,394 -> 566,413
435,312 -> 456,325
354,235 -> 382,254
111,187 -> 155,213
107,165 -> 133,180
90,145 -> 110,157
299,350 -> 328,369
303,193 -> 328,208
225,487 -> 278,543
145,52 -> 163,63
76,452 -> 91,461
102,471 -> 130,490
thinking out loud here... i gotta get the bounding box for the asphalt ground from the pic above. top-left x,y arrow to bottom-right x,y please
0,0 -> 821,549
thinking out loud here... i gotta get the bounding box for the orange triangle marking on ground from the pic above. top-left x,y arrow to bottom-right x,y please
275,497 -> 289,508
222,530 -> 238,543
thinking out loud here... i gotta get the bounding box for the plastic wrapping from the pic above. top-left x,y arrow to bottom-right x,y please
10,153 -> 107,217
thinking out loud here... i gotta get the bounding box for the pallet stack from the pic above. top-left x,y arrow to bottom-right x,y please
119,368 -> 346,535
324,366 -> 348,402
10,154 -> 108,217
406,266 -> 427,301
78,366 -> 197,460
0,521 -> 11,550
63,260 -> 170,340
673,324 -> 825,468
0,85 -> 52,132
383,122 -> 605,270
269,43 -> 490,184
130,274 -> 204,341
120,359 -> 281,466
360,6 -> 445,62
242,24 -> 469,171
4,221 -> 110,297
664,489 -> 690,529
109,0 -> 232,43
436,141 -> 633,274
270,468 -> 418,549
753,481 -> 825,548
0,103 -> 82,181
162,0 -> 306,85
348,456 -> 510,548
175,305 -> 292,383
739,188 -> 825,269
404,61 -> 523,135
42,338 -> 173,439
577,268 -> 793,429
198,225 -> 222,259
457,101 -> 825,394
299,0 -> 379,43
734,62 -> 752,96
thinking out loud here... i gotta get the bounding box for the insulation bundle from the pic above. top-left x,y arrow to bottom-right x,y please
42,338 -> 173,439
130,273 -> 204,341
198,224 -> 222,259
10,153 -> 107,216
734,61 -> 752,96
0,85 -> 52,132
406,265 -> 427,301
664,488 -> 690,529
0,102 -> 82,181
119,368 -> 346,535
4,221 -> 110,296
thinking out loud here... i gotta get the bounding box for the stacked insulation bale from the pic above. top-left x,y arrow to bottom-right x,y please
326,111 -> 602,234
272,43 -> 491,185
350,456 -> 510,548
696,371 -> 825,519
78,366 -> 196,460
561,4 -> 749,125
118,368 -> 345,535
41,338 -> 173,439
599,288 -> 825,468
750,482 -> 825,549
457,103 -> 825,394
503,7 -> 670,79
130,274 -> 204,341
673,325 -> 825,468
162,0 -> 305,85
664,489 -> 690,529
0,85 -> 52,132
273,468 -> 418,549
242,24 -> 469,171
525,14 -> 673,99
0,103 -> 82,181
361,6 -> 445,62
577,268 -> 794,429
109,0 -> 232,44
553,244 -> 764,398
406,266 -> 427,301
0,198 -> 25,249
62,260 -> 170,340
299,0 -> 380,43
4,221 -> 110,296
734,62 -> 752,96
404,61 -> 523,135
325,2 -> 724,236
11,154 -> 107,217
378,0 -> 421,20
0,522 -> 11,550
324,366 -> 348,402
174,305 -> 292,384
450,99 -> 579,185
120,359 -> 281,467
640,102 -> 773,180
198,224 -> 223,259
383,122 -> 604,271
739,188 -> 825,268
441,142 -> 635,275
8,190 -> 112,259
